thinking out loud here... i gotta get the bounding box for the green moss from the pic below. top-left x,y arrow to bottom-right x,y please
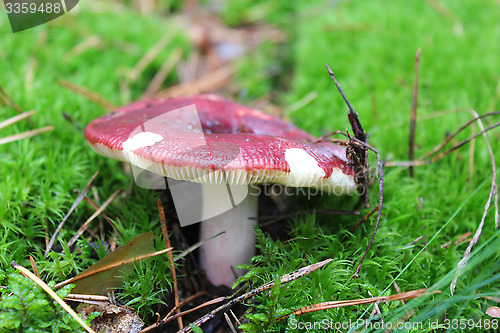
0,270 -> 85,332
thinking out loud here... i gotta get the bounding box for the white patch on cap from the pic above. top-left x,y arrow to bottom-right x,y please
320,168 -> 356,195
284,148 -> 325,187
123,132 -> 163,152
122,132 -> 163,168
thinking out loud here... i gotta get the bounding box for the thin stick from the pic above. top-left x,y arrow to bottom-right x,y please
57,79 -> 117,111
367,291 -> 382,318
429,122 -> 500,163
165,297 -> 226,325
140,293 -> 221,332
11,261 -> 95,333
468,119 -> 476,185
155,63 -> 234,98
177,258 -> 334,333
313,130 -> 345,143
394,236 -> 424,251
128,30 -> 177,82
45,172 -> 99,257
0,126 -> 54,145
141,48 -> 183,99
351,139 -> 384,278
0,110 -> 36,130
65,294 -> 110,301
224,313 -> 237,333
230,309 -> 242,327
326,130 -> 384,278
74,190 -> 123,238
29,255 -> 40,279
0,85 -> 24,113
163,291 -> 207,323
173,232 -> 225,262
325,64 -> 356,118
450,110 -> 498,295
420,111 -> 499,161
409,49 -> 421,178
54,247 -> 172,289
276,289 -> 435,322
325,64 -> 366,143
384,117 -> 500,167
158,199 -> 183,329
325,64 -> 369,209
67,190 -> 121,247
348,205 -> 379,234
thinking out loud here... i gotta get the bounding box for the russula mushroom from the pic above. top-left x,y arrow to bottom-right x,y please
84,94 -> 356,287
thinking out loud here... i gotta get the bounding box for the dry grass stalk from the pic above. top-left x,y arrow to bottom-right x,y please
158,199 -> 183,329
45,171 -> 99,257
57,79 -> 117,110
67,189 -> 121,247
177,258 -> 334,333
450,110 -> 498,295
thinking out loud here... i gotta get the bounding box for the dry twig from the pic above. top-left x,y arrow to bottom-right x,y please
67,189 -> 121,247
45,171 -> 99,257
57,79 -> 117,110
0,125 -> 54,145
158,199 -> 183,329
177,258 -> 334,333
409,48 -> 421,178
450,110 -> 498,295
276,289 -> 437,322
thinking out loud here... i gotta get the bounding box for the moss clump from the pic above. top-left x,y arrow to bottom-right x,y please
0,270 -> 86,333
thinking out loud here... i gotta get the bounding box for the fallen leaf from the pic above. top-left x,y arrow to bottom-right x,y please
71,231 -> 156,295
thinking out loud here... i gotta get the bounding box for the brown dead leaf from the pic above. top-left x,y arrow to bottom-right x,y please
70,231 -> 156,295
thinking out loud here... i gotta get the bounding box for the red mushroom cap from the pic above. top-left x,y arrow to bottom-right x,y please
84,94 -> 356,193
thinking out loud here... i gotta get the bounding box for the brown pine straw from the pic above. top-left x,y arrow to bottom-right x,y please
154,63 -> 234,98
141,48 -> 183,100
128,30 -> 178,83
409,48 -> 421,178
224,313 -> 237,333
56,79 -> 117,111
177,258 -> 334,333
0,125 -> 54,145
450,110 -> 499,295
158,199 -> 183,330
0,110 -> 36,130
54,247 -> 172,290
67,189 -> 121,247
159,297 -> 226,328
65,294 -> 110,302
0,84 -> 24,114
45,171 -> 99,257
73,189 -> 123,238
140,292 -> 221,332
29,255 -> 40,279
11,261 -> 96,333
385,111 -> 500,167
229,309 -> 242,327
276,289 -> 439,322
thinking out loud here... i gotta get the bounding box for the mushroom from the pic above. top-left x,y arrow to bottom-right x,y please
84,94 -> 356,287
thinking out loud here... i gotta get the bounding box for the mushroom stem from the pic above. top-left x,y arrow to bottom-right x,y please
199,184 -> 258,287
